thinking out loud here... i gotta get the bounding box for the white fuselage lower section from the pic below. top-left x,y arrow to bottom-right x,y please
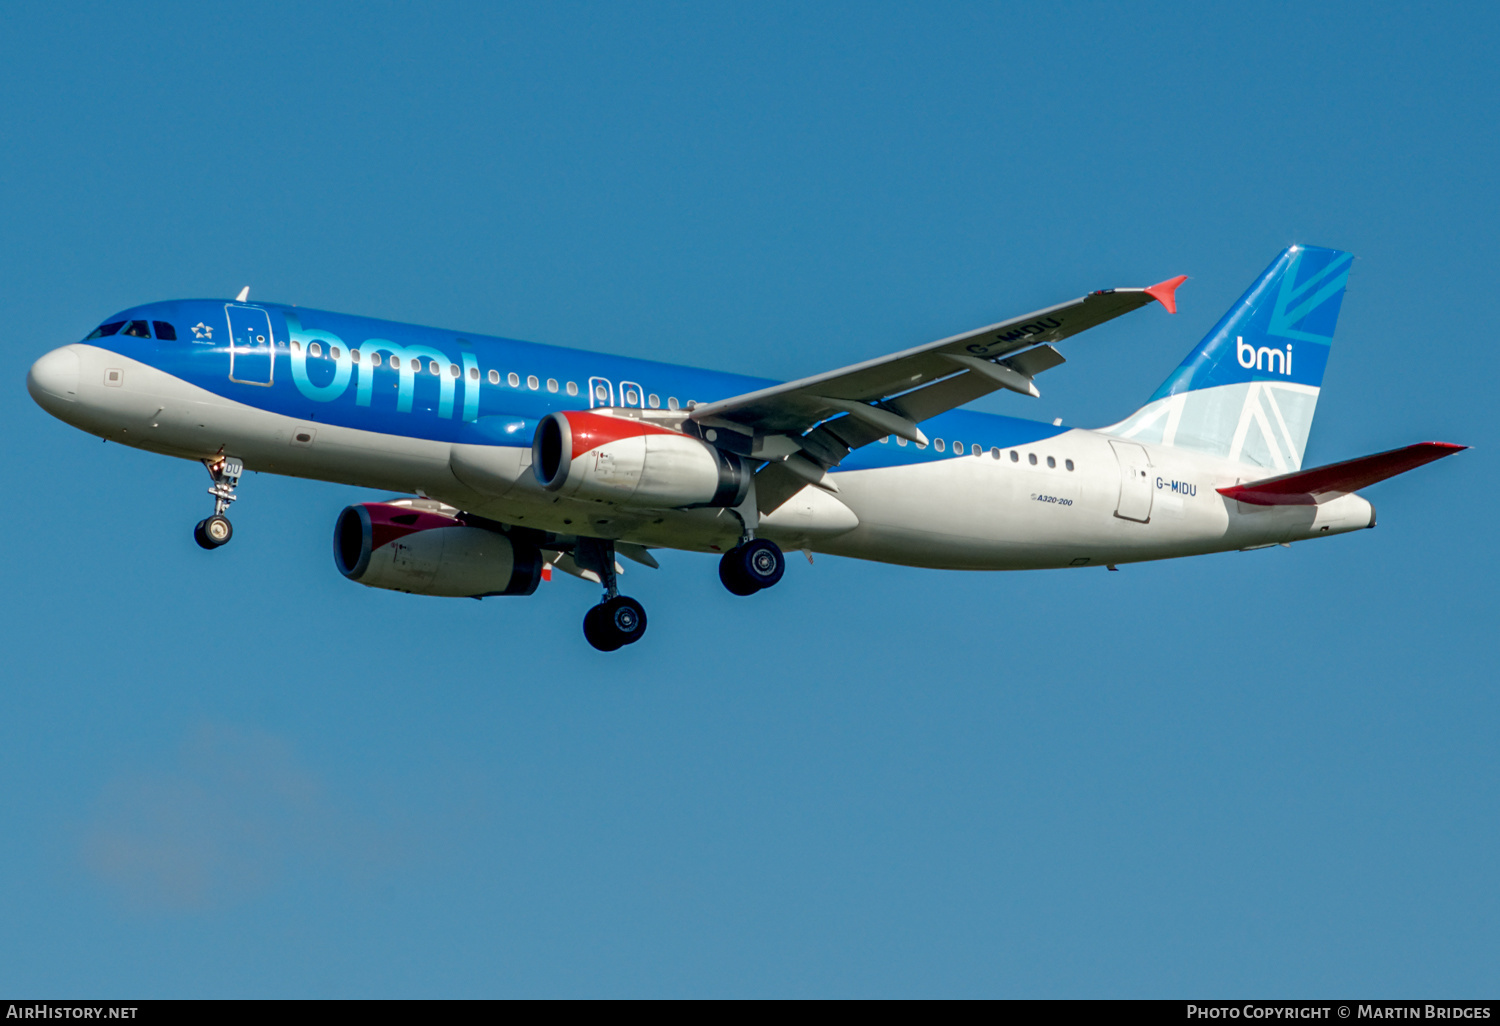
34,345 -> 1375,570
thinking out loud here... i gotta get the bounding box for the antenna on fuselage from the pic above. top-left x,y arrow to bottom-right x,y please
235,286 -> 250,302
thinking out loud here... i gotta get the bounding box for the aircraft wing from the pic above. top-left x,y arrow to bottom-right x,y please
690,276 -> 1186,479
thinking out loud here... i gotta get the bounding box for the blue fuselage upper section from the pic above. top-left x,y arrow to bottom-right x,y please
86,299 -> 1068,469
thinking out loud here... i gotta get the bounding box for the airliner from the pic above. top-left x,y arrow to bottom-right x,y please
27,246 -> 1463,650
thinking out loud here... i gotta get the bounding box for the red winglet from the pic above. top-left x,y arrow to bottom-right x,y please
1144,275 -> 1187,315
1217,442 -> 1468,506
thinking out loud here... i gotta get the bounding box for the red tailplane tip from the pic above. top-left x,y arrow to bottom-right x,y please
1144,275 -> 1188,315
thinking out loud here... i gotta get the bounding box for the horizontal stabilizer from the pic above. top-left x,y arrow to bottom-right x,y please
1217,442 -> 1467,506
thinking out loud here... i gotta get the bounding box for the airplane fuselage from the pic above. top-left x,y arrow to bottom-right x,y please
27,299 -> 1375,573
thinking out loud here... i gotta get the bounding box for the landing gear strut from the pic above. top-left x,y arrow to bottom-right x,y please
194,455 -> 242,550
719,538 -> 785,595
576,538 -> 648,651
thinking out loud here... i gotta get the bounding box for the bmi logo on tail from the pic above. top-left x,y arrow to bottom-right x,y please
1237,336 -> 1292,375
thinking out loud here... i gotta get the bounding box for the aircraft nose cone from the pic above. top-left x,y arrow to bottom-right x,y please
27,346 -> 81,408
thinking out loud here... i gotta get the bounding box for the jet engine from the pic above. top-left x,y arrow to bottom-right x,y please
333,500 -> 543,597
532,410 -> 751,508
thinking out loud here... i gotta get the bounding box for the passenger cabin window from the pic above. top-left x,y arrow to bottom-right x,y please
309,342 -> 322,357
449,364 -> 460,378
1010,451 -> 1019,462
648,393 -> 659,408
594,383 -> 608,401
991,447 -> 1000,459
1029,453 -> 1038,465
1047,456 -> 1056,468
488,369 -> 500,384
428,360 -> 440,375
470,366 -> 480,380
508,372 -> 520,387
897,437 -> 908,447
972,444 -> 982,456
410,358 -> 421,372
566,381 -> 579,397
152,321 -> 177,340
369,352 -> 380,366
123,320 -> 150,338
1066,459 -> 1075,471
86,321 -> 125,339
547,378 -> 558,393
331,347 -> 341,359
351,350 -> 360,363
934,439 -> 945,452
527,375 -> 539,390
668,397 -> 679,410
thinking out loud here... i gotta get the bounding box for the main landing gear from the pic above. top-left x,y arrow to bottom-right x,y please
576,538 -> 648,652
719,538 -> 785,596
194,455 -> 243,550
583,595 -> 647,652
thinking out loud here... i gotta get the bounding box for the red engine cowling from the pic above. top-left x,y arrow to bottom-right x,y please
531,410 -> 751,508
333,501 -> 542,597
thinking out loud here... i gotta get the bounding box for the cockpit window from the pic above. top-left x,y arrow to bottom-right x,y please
85,321 -> 125,340
123,320 -> 151,338
153,321 -> 177,340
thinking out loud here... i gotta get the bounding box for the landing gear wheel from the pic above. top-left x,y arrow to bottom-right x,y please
606,596 -> 646,643
719,539 -> 784,595
194,515 -> 233,550
719,552 -> 759,596
582,604 -> 619,651
583,596 -> 648,651
740,539 -> 785,589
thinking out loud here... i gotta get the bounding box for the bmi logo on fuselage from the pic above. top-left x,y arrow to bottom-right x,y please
1237,335 -> 1292,375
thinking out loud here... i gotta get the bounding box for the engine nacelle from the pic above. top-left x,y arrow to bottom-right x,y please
532,410 -> 751,508
333,501 -> 542,597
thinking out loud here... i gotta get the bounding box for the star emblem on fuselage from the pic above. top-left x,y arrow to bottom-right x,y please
192,322 -> 212,340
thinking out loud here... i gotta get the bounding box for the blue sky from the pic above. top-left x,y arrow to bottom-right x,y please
1,1 -> 1495,997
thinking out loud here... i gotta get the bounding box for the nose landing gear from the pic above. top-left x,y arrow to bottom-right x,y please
719,538 -> 785,595
194,456 -> 243,550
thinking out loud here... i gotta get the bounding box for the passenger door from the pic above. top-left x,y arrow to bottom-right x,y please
1108,439 -> 1153,523
226,304 -> 274,386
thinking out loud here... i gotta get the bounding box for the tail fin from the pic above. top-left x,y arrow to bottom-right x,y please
1105,245 -> 1352,471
